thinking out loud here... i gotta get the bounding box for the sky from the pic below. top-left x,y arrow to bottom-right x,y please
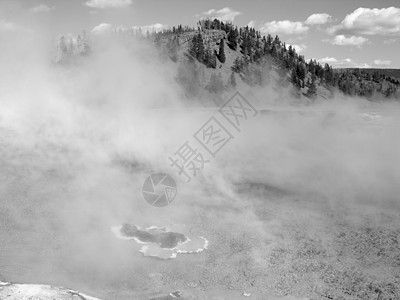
1,0 -> 400,68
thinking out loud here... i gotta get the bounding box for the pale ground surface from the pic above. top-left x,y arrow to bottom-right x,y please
0,111 -> 399,300
0,281 -> 102,300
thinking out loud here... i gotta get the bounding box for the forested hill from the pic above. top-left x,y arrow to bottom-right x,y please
337,68 -> 400,81
333,68 -> 400,98
54,19 -> 400,101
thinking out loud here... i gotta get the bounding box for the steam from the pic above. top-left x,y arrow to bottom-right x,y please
1,22 -> 399,300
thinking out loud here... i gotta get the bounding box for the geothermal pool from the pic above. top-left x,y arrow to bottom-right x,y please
0,110 -> 399,299
111,223 -> 209,259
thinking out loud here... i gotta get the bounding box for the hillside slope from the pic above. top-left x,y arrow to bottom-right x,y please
154,20 -> 400,101
54,20 -> 400,101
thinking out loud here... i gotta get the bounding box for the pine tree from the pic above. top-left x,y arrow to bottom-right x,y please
217,72 -> 224,87
228,72 -> 237,89
266,34 -> 273,48
271,44 -> 277,58
81,30 -> 90,55
176,54 -> 201,98
296,63 -> 306,87
227,27 -> 238,50
167,36 -> 180,62
66,38 -> 73,56
307,76 -> 317,98
210,50 -> 217,68
189,33 -> 205,62
203,48 -> 210,67
206,72 -> 224,94
155,34 -> 162,49
288,45 -> 294,57
203,47 -> 217,69
308,59 -> 316,76
55,35 -> 68,63
274,35 -> 281,45
324,63 -> 333,85
241,34 -> 252,56
76,35 -> 83,55
218,38 -> 226,63
231,57 -> 242,73
290,68 -> 299,88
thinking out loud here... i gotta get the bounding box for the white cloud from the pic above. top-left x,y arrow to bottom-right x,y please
332,7 -> 400,36
0,20 -> 30,33
84,0 -> 132,9
325,35 -> 368,47
91,23 -> 169,35
201,7 -> 242,22
289,43 -> 307,53
260,20 -> 309,35
91,23 -> 114,34
30,4 -> 55,13
247,20 -> 256,28
317,57 -> 338,64
383,38 -> 397,44
132,23 -> 169,34
0,20 -> 17,32
315,57 -> 371,68
305,13 -> 332,25
373,59 -> 391,66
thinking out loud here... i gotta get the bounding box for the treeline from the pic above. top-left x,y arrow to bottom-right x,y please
227,25 -> 337,98
334,69 -> 399,98
53,19 -> 400,100
171,18 -> 400,99
156,24 -> 195,37
197,19 -> 232,32
54,31 -> 91,63
178,21 -> 331,96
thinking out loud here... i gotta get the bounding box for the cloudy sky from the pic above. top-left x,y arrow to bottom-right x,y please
1,0 -> 400,68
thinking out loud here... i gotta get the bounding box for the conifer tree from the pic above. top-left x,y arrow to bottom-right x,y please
177,54 -> 200,98
218,38 -> 226,63
76,35 -> 83,55
227,27 -> 238,50
189,33 -> 205,62
210,50 -> 217,68
232,57 -> 242,73
81,31 -> 90,55
167,36 -> 180,62
55,35 -> 68,63
291,68 -> 299,88
206,72 -> 224,94
228,72 -> 237,89
307,75 -> 317,98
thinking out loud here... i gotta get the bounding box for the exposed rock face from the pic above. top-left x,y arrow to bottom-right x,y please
0,281 -> 102,300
